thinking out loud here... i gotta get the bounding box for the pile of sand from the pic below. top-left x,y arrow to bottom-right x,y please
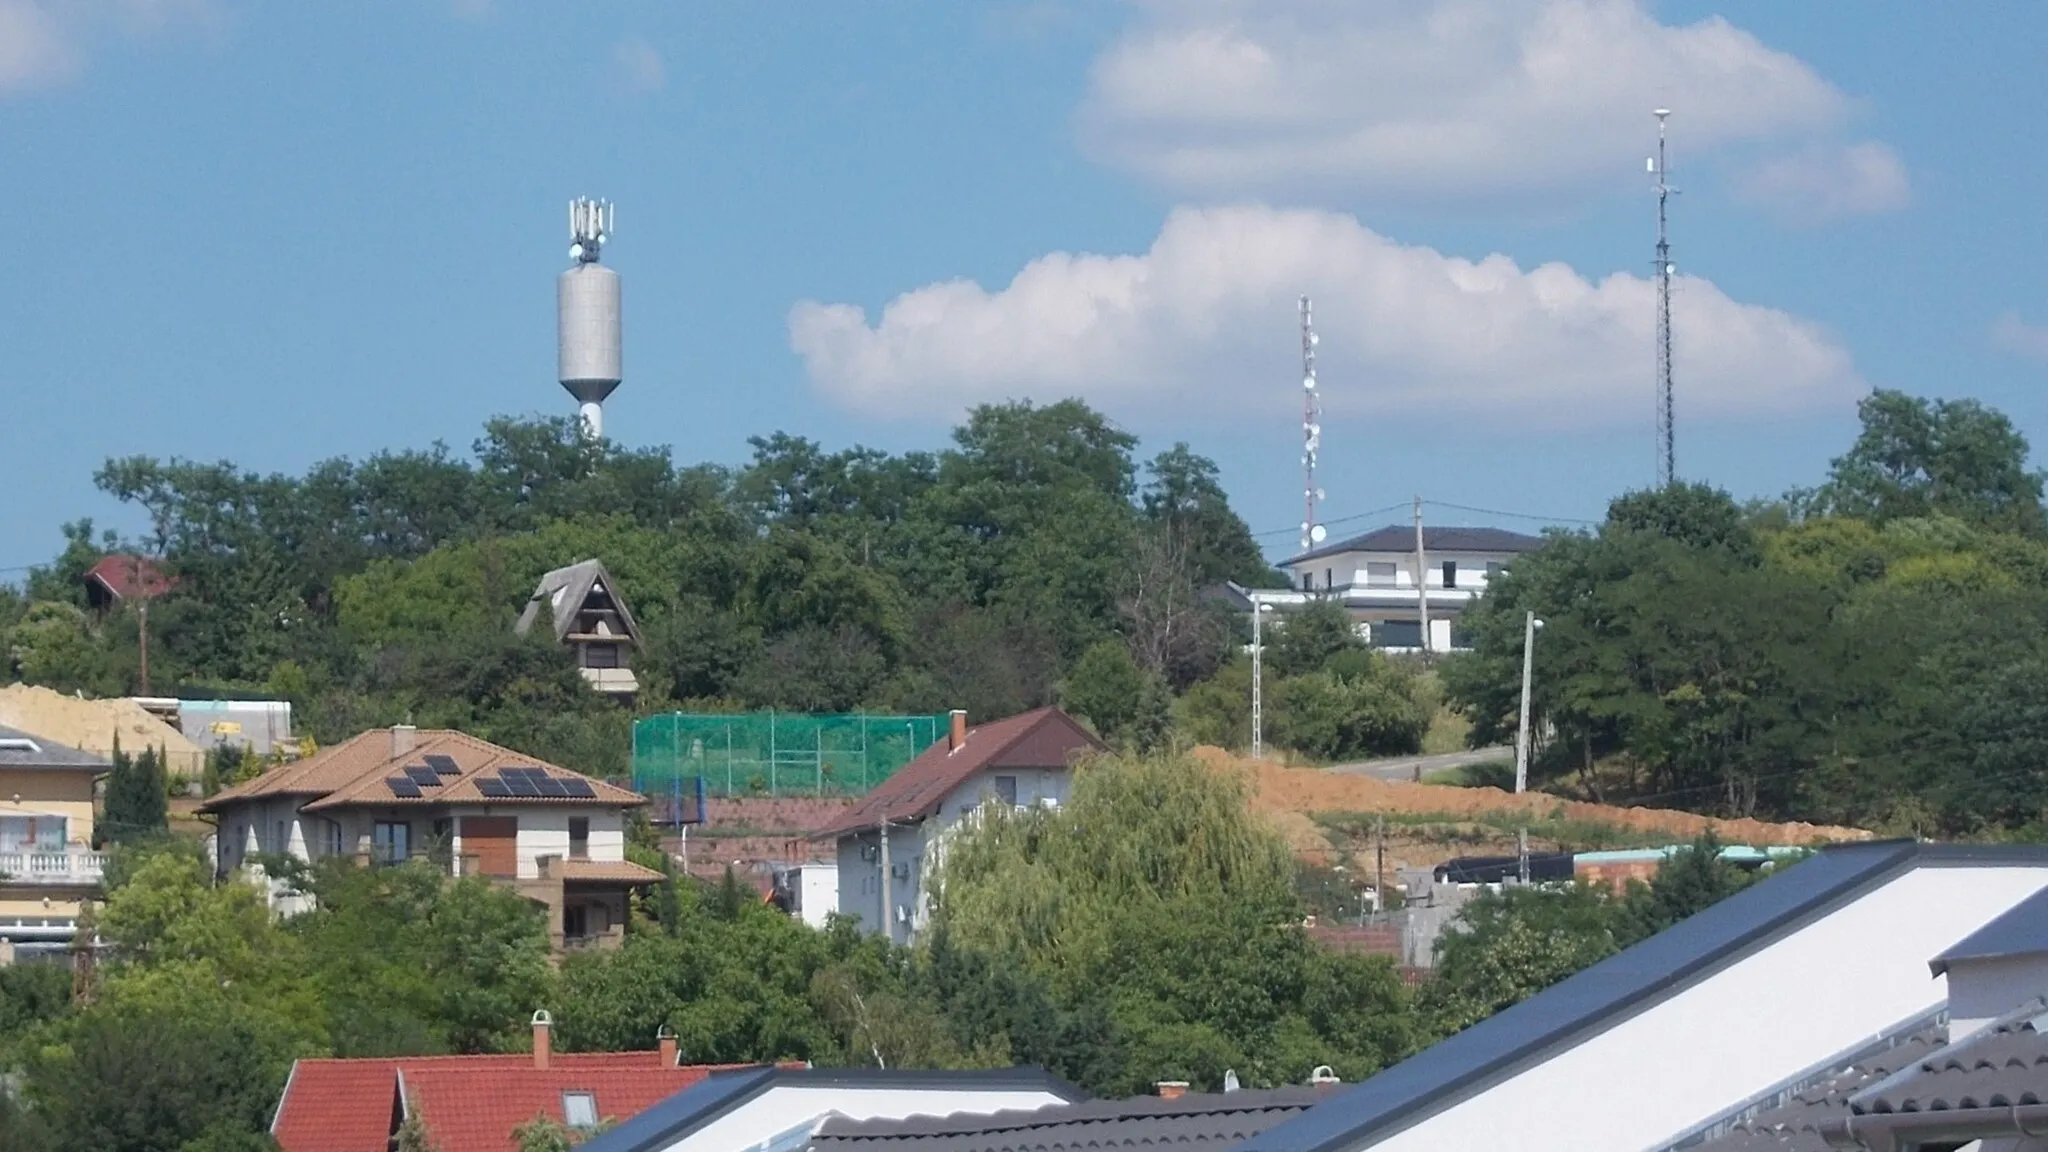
1194,747 -> 1869,873
0,683 -> 201,765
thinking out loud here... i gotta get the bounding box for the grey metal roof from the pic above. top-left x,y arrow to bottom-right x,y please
576,1067 -> 1088,1152
1234,841 -> 2048,1152
809,1088 -> 1329,1152
1689,1027 -> 1947,1152
1287,525 -> 1545,565
1848,999 -> 2048,1116
0,724 -> 111,771
514,557 -> 641,644
1929,884 -> 2048,976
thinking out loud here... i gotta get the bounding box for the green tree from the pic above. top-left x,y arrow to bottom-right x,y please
1264,600 -> 1367,679
101,743 -> 170,847
1059,639 -> 1171,750
1807,389 -> 2048,536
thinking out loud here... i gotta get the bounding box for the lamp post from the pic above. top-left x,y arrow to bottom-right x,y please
1515,611 -> 1544,883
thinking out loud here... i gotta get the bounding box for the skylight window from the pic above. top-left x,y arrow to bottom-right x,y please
562,1092 -> 598,1129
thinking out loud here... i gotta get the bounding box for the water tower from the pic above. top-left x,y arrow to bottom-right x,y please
559,198 -> 621,439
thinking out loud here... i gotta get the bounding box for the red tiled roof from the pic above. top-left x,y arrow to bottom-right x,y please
84,554 -> 175,600
816,707 -> 1104,838
200,728 -> 642,814
273,1053 -> 750,1152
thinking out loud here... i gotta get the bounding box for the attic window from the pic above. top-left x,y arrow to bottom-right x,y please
562,1092 -> 598,1129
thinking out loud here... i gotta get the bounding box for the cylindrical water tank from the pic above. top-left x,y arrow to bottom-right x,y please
558,262 -> 621,404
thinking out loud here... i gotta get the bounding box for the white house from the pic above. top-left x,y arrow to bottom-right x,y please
516,557 -> 643,697
1265,524 -> 1545,652
817,707 -> 1104,946
1234,840 -> 2048,1152
200,724 -> 663,953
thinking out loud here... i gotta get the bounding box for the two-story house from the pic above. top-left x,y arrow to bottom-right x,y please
1254,524 -> 1545,652
817,707 -> 1104,946
199,725 -> 663,953
0,724 -> 108,955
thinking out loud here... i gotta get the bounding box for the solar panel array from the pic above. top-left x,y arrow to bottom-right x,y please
403,765 -> 442,788
478,778 -> 510,798
425,753 -> 462,777
387,775 -> 422,798
469,765 -> 601,800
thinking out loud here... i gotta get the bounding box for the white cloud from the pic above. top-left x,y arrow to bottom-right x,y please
789,205 -> 1860,429
1993,313 -> 2048,362
613,37 -> 666,94
1735,141 -> 1910,223
0,0 -> 209,94
0,1 -> 82,91
1080,0 -> 1859,205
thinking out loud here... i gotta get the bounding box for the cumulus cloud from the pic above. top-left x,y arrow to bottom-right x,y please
1735,141 -> 1910,223
1993,314 -> 2048,362
613,37 -> 666,93
1080,0 -> 1861,205
789,205 -> 1860,429
0,0 -> 209,94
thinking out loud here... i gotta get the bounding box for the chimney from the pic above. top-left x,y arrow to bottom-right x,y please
949,709 -> 967,751
391,724 -> 417,759
1156,1081 -> 1188,1100
532,1010 -> 553,1070
657,1026 -> 677,1068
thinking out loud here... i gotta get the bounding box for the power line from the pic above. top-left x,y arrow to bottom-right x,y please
1253,502 -> 1407,540
1423,500 -> 1599,526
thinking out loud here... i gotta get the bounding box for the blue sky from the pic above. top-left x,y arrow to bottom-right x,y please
3,0 -> 2045,573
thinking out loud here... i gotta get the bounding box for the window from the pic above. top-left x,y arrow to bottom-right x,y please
324,822 -> 342,858
584,642 -> 621,670
1442,561 -> 1458,588
372,821 -> 411,865
1324,567 -> 1333,590
564,904 -> 588,940
1365,561 -> 1398,588
0,816 -> 65,852
569,817 -> 590,860
562,1092 -> 599,1130
992,775 -> 1018,806
1300,571 -> 1313,591
274,820 -> 288,854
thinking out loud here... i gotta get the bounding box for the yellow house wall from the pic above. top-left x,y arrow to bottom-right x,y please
0,895 -> 84,919
0,769 -> 98,845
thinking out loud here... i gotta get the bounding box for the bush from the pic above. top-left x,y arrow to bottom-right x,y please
1270,667 -> 1428,760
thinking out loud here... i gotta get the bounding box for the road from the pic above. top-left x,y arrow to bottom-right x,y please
1326,746 -> 1513,782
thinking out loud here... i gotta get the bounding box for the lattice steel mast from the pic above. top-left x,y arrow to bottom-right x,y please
1300,296 -> 1326,551
1651,109 -> 1677,486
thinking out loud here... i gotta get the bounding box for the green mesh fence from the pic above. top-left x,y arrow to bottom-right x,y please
631,712 -> 951,798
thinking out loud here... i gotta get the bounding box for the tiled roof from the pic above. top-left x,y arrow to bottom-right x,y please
1691,1027 -> 1946,1152
810,1087 -> 1333,1152
553,859 -> 667,884
0,724 -> 111,771
199,728 -> 642,814
816,708 -> 1104,838
272,1053 -> 743,1152
1848,1000 -> 2048,1117
83,554 -> 176,600
1287,525 -> 1546,564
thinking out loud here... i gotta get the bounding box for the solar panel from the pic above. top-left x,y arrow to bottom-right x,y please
478,779 -> 510,798
536,776 -> 568,798
386,776 -> 422,799
425,753 -> 461,776
404,765 -> 442,788
561,779 -> 596,799
505,774 -> 540,797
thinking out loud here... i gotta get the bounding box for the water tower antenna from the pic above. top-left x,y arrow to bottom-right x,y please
559,198 -> 622,439
1650,110 -> 1678,486
1300,295 -> 1326,553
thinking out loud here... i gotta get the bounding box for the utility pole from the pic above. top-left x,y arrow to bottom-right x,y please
129,556 -> 152,696
878,818 -> 893,944
1373,812 -> 1385,925
1514,611 -> 1544,885
1250,594 -> 1268,759
1412,496 -> 1430,655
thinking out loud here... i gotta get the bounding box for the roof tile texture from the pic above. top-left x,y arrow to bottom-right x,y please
1851,1004 -> 2048,1116
1692,1028 -> 1945,1152
810,1087 -> 1332,1152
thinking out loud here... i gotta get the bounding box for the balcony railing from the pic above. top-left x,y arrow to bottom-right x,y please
0,849 -> 107,885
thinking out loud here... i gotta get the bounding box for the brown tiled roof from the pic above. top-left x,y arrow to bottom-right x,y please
1848,1000 -> 2048,1117
816,707 -> 1103,838
200,728 -> 642,814
84,554 -> 176,600
553,859 -> 667,884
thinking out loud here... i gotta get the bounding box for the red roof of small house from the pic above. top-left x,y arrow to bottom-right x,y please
271,1052 -> 762,1152
84,554 -> 175,601
816,707 -> 1104,838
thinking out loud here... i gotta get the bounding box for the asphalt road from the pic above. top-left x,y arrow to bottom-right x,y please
1327,746 -> 1514,782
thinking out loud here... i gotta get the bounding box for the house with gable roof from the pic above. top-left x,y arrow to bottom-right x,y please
516,558 -> 642,697
815,707 -> 1104,945
200,724 -> 662,953
0,724 -> 109,952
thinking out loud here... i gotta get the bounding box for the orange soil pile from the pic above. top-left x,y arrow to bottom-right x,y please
1196,747 -> 1870,851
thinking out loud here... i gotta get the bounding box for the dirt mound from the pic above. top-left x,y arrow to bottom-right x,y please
0,683 -> 201,766
1197,747 -> 1868,862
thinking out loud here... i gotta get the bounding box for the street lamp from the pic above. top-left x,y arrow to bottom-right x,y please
1251,595 -> 1278,759
1514,611 -> 1544,883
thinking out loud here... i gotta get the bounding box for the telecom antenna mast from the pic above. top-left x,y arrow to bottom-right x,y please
1300,296 -> 1326,552
559,198 -> 622,439
1650,109 -> 1677,486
